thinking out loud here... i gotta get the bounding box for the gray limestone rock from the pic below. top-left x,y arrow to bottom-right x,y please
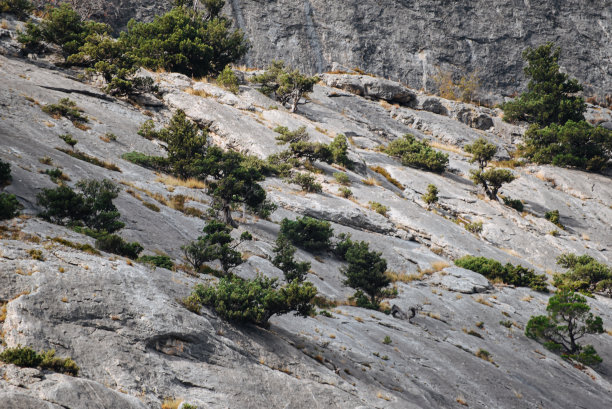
428,267 -> 493,294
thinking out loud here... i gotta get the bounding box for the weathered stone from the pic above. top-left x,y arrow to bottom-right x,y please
421,98 -> 448,116
322,74 -> 417,106
428,267 -> 493,294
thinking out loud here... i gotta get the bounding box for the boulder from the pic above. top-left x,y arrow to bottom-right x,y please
428,267 -> 493,294
322,74 -> 416,106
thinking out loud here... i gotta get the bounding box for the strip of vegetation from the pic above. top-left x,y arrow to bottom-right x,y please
384,134 -> 448,173
138,255 -> 174,270
51,237 -> 100,255
0,345 -> 79,376
455,256 -> 548,291
369,166 -> 403,189
56,148 -> 121,172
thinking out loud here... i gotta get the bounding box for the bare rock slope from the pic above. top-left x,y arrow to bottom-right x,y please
1,51 -> 612,408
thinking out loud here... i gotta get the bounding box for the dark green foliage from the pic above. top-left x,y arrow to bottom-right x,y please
0,0 -> 32,19
553,253 -> 612,296
137,120 -> 158,140
287,141 -> 332,163
120,4 -> 247,77
44,168 -> 66,184
182,220 -> 249,274
329,134 -> 351,168
201,146 -> 266,226
250,60 -> 319,112
0,346 -> 79,376
0,159 -> 12,186
95,234 -> 143,259
464,137 -> 497,170
59,133 -> 77,149
157,110 -> 208,178
502,43 -> 585,127
0,193 -> 21,220
503,197 -> 524,212
522,121 -> 612,172
275,125 -> 309,144
338,186 -> 352,198
525,290 -> 603,364
121,152 -> 169,171
333,233 -> 354,260
290,172 -> 322,193
333,172 -> 350,186
422,184 -> 439,206
455,256 -> 548,291
273,235 -> 311,282
216,65 -> 239,94
188,274 -> 317,326
37,185 -> 87,225
384,134 -> 448,173
469,168 -> 516,200
138,254 -> 174,269
544,209 -> 563,229
341,240 -> 390,307
42,98 -> 87,123
280,216 -> 333,253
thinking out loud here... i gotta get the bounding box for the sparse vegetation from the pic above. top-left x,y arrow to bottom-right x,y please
42,98 -> 87,124
138,254 -> 173,269
455,256 -> 548,291
385,134 -> 448,173
464,221 -> 483,234
273,234 -> 311,282
216,65 -> 240,94
290,172 -> 322,193
338,187 -> 353,198
503,197 -> 524,212
368,201 -> 388,216
0,346 -> 79,376
526,290 -> 604,365
57,148 -> 121,172
422,184 -> 439,206
333,172 -> 350,185
465,137 -> 515,200
369,166 -> 403,189
545,210 -> 564,229
95,234 -> 143,259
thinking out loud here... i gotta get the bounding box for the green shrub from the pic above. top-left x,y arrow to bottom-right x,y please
0,346 -> 79,376
275,126 -> 309,144
503,197 -> 524,212
553,253 -> 612,295
250,60 -> 318,112
280,216 -> 333,253
464,221 -> 483,234
287,141 -> 332,163
42,98 -> 87,123
464,137 -> 497,170
525,290 -> 603,364
0,193 -> 20,220
470,168 -> 516,200
182,220 -> 249,274
273,234 -> 311,282
329,134 -> 351,168
422,184 -> 439,206
383,336 -> 392,345
333,172 -> 350,185
290,172 -> 322,193
121,152 -> 169,171
368,201 -> 388,216
216,65 -> 240,94
138,254 -> 174,269
384,134 -> 448,173
455,256 -> 548,291
95,234 -> 143,259
544,209 -> 563,229
0,159 -> 11,186
0,0 -> 33,19
188,274 -> 317,326
338,187 -> 353,198
137,120 -> 159,140
342,240 -> 390,308
44,168 -> 68,184
59,133 -> 78,149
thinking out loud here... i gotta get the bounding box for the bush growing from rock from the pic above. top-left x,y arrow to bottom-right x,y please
188,274 -> 317,326
280,216 -> 333,253
75,179 -> 124,233
502,196 -> 523,212
341,240 -> 391,308
384,134 -> 448,173
42,98 -> 87,123
274,126 -> 309,144
250,60 -> 318,112
138,254 -> 174,270
338,186 -> 353,198
422,184 -> 439,206
0,159 -> 11,186
216,65 -> 240,94
553,253 -> 612,296
455,255 -> 548,291
121,152 -> 169,171
0,346 -> 79,376
273,234 -> 311,282
525,290 -> 603,365
544,209 -> 563,229
368,201 -> 388,216
464,137 -> 516,200
0,193 -> 20,220
290,172 -> 322,193
329,134 -> 351,168
333,172 -> 350,185
95,234 -> 143,259
0,0 -> 32,19
464,137 -> 497,170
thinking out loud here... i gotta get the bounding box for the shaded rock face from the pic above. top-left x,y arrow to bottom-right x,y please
43,0 -> 612,102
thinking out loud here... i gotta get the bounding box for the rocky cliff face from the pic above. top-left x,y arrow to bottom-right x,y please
1,13 -> 612,409
39,0 -> 612,102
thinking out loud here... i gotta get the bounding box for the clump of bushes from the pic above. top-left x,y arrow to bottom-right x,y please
422,184 -> 439,207
42,98 -> 87,124
96,234 -> 143,259
545,209 -> 563,229
273,234 -> 311,282
280,216 -> 333,253
455,255 -> 548,291
553,253 -> 612,296
333,172 -> 350,185
0,0 -> 32,19
216,65 -> 240,94
186,274 -> 317,326
138,254 -> 174,270
250,60 -> 318,112
502,196 -> 523,212
0,345 -> 79,376
290,172 -> 322,193
526,290 -> 604,365
338,187 -> 353,198
384,134 -> 448,173
464,137 -> 515,200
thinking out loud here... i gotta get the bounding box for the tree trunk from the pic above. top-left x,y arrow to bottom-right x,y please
223,202 -> 237,228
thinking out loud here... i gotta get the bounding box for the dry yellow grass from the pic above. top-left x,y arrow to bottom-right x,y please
521,295 -> 533,302
1,20 -> 9,29
369,166 -> 403,189
456,395 -> 468,406
475,296 -> 492,307
0,302 -> 7,323
429,141 -> 469,156
156,174 -> 207,189
161,398 -> 183,409
385,270 -> 426,283
377,392 -> 391,401
362,177 -> 380,186
185,87 -> 210,98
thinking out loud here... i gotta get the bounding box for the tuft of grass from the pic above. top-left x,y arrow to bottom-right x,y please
143,202 -> 161,212
362,177 -> 380,186
28,249 -> 43,261
383,336 -> 392,345
156,174 -> 207,189
368,201 -> 389,216
369,166 -> 403,189
474,296 -> 492,307
475,348 -> 493,363
56,148 -> 121,172
456,395 -> 468,406
51,237 -> 100,255
161,398 -> 183,409
185,88 -> 210,98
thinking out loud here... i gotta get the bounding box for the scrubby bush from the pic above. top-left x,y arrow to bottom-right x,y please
464,137 -> 497,170
95,234 -> 143,259
182,220 -> 250,274
545,209 -> 563,229
0,159 -> 11,186
138,254 -> 174,269
465,137 -> 516,200
121,152 -> 169,171
525,290 -> 603,365
329,134 -> 351,168
0,193 -> 20,220
280,216 -> 333,253
0,346 -> 79,376
273,234 -> 311,282
341,240 -> 391,308
59,133 -> 78,149
250,60 -> 318,112
274,126 -> 309,144
464,220 -> 483,234
0,0 -> 33,19
503,196 -> 523,212
216,65 -> 240,94
384,134 -> 448,173
338,187 -> 353,198
290,172 -> 322,193
333,172 -> 350,185
187,274 -> 317,326
422,184 -> 438,206
553,253 -> 612,295
42,98 -> 87,123
455,255 -> 548,291
368,201 -> 388,216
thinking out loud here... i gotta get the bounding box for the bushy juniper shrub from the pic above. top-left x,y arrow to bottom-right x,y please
553,253 -> 612,296
0,346 -> 79,376
95,234 -> 143,259
455,255 -> 548,291
545,209 -> 563,229
187,274 -> 317,326
290,172 -> 322,193
216,65 -> 240,94
422,183 -> 439,206
341,239 -> 391,308
138,254 -> 174,270
273,234 -> 311,282
502,196 -> 524,212
0,193 -> 21,220
333,172 -> 350,185
0,159 -> 11,186
384,134 -> 448,173
279,216 -> 333,253
121,152 -> 169,171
